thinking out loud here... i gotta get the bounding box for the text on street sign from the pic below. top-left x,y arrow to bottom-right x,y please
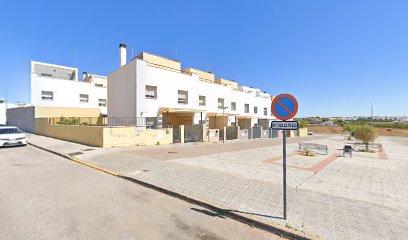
271,121 -> 299,130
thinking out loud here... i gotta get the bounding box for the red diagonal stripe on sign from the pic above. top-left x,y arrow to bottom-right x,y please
277,100 -> 293,115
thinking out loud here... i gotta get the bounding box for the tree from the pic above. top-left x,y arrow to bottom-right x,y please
321,118 -> 330,122
353,124 -> 377,151
342,123 -> 354,133
294,118 -> 308,128
333,119 -> 344,126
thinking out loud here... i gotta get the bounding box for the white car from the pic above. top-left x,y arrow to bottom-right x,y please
0,126 -> 28,147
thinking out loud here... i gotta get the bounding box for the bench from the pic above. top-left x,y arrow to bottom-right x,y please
299,143 -> 328,155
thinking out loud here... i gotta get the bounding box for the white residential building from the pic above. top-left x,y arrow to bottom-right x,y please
108,44 -> 276,130
30,61 -> 107,114
0,98 -> 6,125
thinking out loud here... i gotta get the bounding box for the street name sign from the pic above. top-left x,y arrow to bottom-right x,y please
271,121 -> 299,130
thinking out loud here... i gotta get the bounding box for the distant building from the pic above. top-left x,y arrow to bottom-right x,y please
7,102 -> 32,109
0,98 -> 6,125
30,61 -> 107,114
321,120 -> 335,126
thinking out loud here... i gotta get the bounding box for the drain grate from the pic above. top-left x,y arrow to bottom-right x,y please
168,151 -> 178,154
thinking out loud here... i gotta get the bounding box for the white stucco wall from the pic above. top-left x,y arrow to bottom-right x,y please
6,107 -> 35,132
30,61 -> 107,114
107,60 -> 137,117
0,99 -> 6,125
109,58 -> 276,127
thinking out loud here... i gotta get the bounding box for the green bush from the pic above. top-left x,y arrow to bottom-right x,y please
342,123 -> 354,133
354,124 -> 377,151
294,118 -> 308,128
333,119 -> 344,126
57,116 -> 80,125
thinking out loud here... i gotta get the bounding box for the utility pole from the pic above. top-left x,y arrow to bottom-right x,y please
370,102 -> 373,118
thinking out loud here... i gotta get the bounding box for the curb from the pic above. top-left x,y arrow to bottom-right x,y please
29,142 -> 319,240
29,143 -> 118,176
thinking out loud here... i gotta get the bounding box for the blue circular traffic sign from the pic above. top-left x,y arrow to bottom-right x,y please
271,94 -> 298,121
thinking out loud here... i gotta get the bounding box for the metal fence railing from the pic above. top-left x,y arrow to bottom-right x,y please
49,117 -> 162,128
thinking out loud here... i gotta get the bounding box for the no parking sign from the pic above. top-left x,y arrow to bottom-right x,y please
271,94 -> 299,121
270,93 -> 299,220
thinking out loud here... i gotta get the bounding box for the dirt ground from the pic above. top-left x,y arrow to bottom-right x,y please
308,125 -> 408,137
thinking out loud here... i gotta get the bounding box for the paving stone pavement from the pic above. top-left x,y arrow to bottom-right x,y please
29,134 -> 408,239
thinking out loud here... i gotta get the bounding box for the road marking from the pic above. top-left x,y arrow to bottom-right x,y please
263,152 -> 299,163
307,154 -> 340,173
264,152 -> 341,173
378,149 -> 388,160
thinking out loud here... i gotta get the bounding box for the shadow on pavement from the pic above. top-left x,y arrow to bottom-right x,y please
226,209 -> 284,220
190,208 -> 226,219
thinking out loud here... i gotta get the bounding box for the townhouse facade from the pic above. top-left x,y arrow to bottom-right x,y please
108,44 -> 276,130
30,61 -> 108,114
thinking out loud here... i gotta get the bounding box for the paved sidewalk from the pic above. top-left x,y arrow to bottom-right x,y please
27,133 -> 408,239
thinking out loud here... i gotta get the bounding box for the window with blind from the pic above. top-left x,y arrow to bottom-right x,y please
41,91 -> 53,101
99,99 -> 107,107
231,102 -> 236,111
145,85 -> 157,99
244,104 -> 249,113
178,90 -> 188,104
80,94 -> 89,103
218,98 -> 224,109
199,95 -> 206,106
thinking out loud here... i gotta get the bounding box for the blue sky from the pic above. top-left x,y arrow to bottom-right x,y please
0,0 -> 407,117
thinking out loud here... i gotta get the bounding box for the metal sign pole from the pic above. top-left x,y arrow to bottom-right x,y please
283,129 -> 287,220
271,93 -> 298,221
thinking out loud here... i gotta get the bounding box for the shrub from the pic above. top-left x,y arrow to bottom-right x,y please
57,116 -> 80,125
294,118 -> 309,128
342,123 -> 354,134
353,124 -> 377,151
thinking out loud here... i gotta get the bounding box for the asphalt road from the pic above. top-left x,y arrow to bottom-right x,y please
0,145 -> 281,240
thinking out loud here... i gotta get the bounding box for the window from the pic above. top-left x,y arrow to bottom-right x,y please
178,90 -> 188,104
0,127 -> 23,134
40,73 -> 53,77
218,98 -> 224,109
199,95 -> 206,106
264,108 -> 267,116
244,104 -> 249,113
99,99 -> 107,107
41,91 -> 53,101
254,107 -> 258,114
80,94 -> 89,103
231,102 -> 236,111
145,85 -> 157,99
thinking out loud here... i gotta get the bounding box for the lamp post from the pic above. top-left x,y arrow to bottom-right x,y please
223,106 -> 228,143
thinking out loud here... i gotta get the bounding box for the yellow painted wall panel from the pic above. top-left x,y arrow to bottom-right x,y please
35,107 -> 101,118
